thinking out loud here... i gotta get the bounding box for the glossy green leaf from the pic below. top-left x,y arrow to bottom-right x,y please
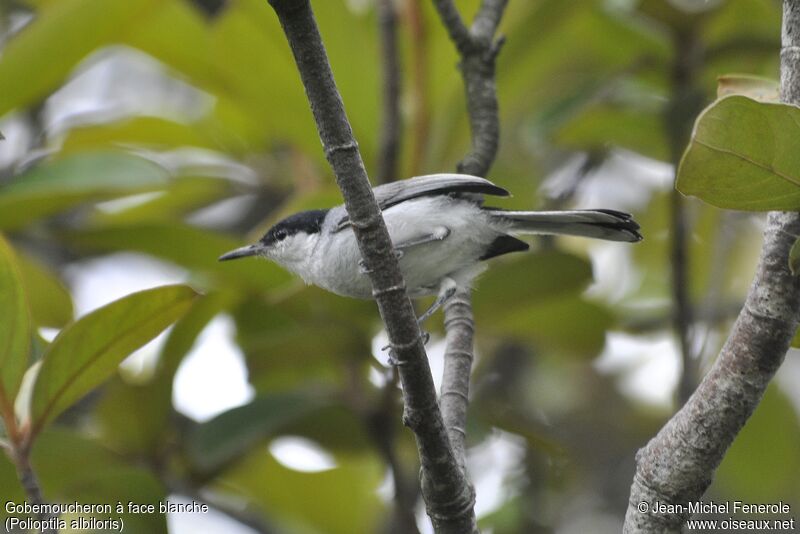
65,223 -> 291,292
0,236 -> 31,409
0,151 -> 170,229
677,96 -> 800,210
30,284 -> 198,435
0,0 -> 161,117
15,251 -> 74,328
188,392 -> 327,472
98,292 -> 233,455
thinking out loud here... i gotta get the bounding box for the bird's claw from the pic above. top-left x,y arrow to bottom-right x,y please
381,331 -> 430,365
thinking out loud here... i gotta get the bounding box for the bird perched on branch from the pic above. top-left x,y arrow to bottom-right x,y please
220,174 -> 641,322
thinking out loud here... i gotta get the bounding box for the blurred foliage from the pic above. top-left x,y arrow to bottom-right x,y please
0,0 -> 798,533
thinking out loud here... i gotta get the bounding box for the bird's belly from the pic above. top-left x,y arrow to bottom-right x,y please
310,209 -> 492,299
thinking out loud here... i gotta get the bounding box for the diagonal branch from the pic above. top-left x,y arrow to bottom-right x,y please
623,2 -> 800,532
431,0 -> 472,54
265,1 -> 474,533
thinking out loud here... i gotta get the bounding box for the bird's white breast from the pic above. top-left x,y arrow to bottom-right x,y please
308,196 -> 500,299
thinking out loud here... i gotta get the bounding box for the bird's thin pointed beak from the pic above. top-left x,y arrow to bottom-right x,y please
218,244 -> 260,261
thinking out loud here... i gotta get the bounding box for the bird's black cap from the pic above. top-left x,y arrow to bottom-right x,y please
259,208 -> 330,247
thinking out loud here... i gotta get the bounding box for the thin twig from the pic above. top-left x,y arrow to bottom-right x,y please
430,0 -> 472,54
376,0 -> 402,184
13,444 -> 57,533
623,3 -> 800,531
265,2 -> 474,533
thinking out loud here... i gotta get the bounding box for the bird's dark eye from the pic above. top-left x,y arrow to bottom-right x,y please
274,229 -> 288,241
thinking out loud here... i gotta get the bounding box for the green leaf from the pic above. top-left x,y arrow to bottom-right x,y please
714,385 -> 800,505
216,446 -> 384,534
0,0 -> 161,117
473,250 -> 593,317
790,237 -> 800,276
33,428 -> 167,534
87,176 -> 232,226
717,74 -> 779,102
15,251 -> 74,328
0,151 -> 170,229
61,116 -> 219,153
677,95 -> 800,210
30,284 -> 197,435
0,235 -> 31,413
188,392 -> 326,472
556,104 -> 669,161
65,223 -> 291,292
94,376 -> 170,456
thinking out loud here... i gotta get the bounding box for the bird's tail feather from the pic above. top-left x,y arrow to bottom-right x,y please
489,209 -> 642,243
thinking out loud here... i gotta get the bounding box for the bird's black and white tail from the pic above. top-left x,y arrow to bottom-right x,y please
489,209 -> 642,243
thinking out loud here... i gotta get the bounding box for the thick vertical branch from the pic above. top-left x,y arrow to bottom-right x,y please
376,0 -> 402,184
265,2 -> 474,533
623,3 -> 800,532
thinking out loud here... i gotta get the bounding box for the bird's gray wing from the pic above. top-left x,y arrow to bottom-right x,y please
334,174 -> 509,232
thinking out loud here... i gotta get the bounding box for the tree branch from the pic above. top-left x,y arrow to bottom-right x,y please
431,2 -> 508,532
375,0 -> 402,185
432,0 -> 508,177
13,443 -> 57,534
431,0 -> 472,54
265,2 -> 474,532
623,3 -> 800,531
440,290 -> 474,465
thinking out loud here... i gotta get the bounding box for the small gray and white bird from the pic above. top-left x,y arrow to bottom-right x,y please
219,174 -> 641,321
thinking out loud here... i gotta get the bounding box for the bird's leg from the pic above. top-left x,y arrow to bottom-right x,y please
381,278 -> 458,363
417,277 -> 458,325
